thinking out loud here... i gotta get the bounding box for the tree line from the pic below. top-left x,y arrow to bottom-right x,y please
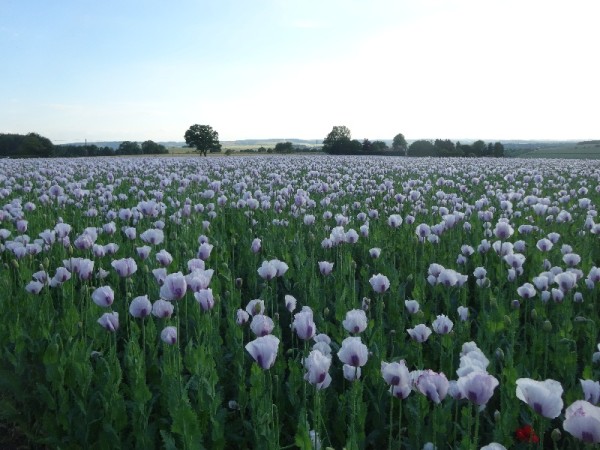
322,126 -> 504,157
0,133 -> 168,158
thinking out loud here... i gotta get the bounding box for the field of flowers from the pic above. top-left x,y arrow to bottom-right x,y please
0,155 -> 599,449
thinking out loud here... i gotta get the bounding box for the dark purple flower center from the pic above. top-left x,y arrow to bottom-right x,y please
351,354 -> 360,366
533,402 -> 543,415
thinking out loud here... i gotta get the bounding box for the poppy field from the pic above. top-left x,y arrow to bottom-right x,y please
0,155 -> 599,449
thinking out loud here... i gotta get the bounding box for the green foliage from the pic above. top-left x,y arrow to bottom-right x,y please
408,139 -> 436,156
392,133 -> 408,153
184,124 -> 222,156
274,141 -> 294,153
0,132 -> 54,158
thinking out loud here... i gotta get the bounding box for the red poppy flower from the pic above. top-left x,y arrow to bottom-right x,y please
515,424 -> 540,443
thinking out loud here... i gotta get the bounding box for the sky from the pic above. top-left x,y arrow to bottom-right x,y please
1,0 -> 599,143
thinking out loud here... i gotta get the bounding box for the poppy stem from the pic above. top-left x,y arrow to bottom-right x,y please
388,394 -> 393,450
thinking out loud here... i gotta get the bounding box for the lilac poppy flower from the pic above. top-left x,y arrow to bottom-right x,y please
304,349 -> 332,388
563,400 -> 600,443
516,378 -> 563,418
136,245 -> 152,260
407,324 -> 432,343
416,370 -> 449,404
432,315 -> 454,335
250,314 -> 274,337
457,306 -> 469,321
343,364 -> 361,381
111,257 -> 137,278
91,286 -> 115,308
236,308 -> 250,325
194,288 -> 215,311
581,379 -> 600,405
517,283 -> 536,299
155,249 -> 173,266
284,295 -> 297,313
251,238 -> 261,253
342,309 -> 368,334
245,299 -> 265,316
245,335 -> 280,370
159,272 -> 187,301
160,326 -> 177,345
129,295 -> 152,318
404,300 -> 420,314
140,228 -> 164,245
293,307 -> 316,340
381,360 -> 411,391
369,273 -> 390,293
257,261 -> 277,281
369,248 -> 381,259
388,214 -> 403,228
318,261 -> 334,276
25,280 -> 44,294
337,336 -> 368,367
197,242 -> 214,260
457,371 -> 499,406
97,312 -> 119,332
152,299 -> 175,319
270,259 -> 289,277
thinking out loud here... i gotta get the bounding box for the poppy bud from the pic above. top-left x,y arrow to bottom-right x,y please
228,400 -> 239,410
490,298 -> 497,308
323,307 -> 330,317
43,258 -> 50,269
530,309 -> 538,320
495,348 -> 504,361
235,278 -> 243,288
11,259 -> 18,269
543,320 -> 552,332
504,315 -> 511,327
551,428 -> 561,441
143,264 -> 149,273
68,245 -> 73,255
494,410 -> 501,422
274,312 -> 279,321
511,299 -> 520,309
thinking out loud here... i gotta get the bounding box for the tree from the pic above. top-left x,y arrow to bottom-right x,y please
274,142 -> 294,153
472,140 -> 486,157
322,126 -> 352,154
141,140 -> 168,154
184,124 -> 221,156
116,141 -> 142,155
0,133 -> 54,158
362,139 -> 372,152
407,140 -> 436,157
392,133 -> 408,154
493,141 -> 505,157
371,140 -> 389,152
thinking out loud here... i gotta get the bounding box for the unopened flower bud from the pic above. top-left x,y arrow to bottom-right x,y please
323,307 -> 330,317
511,299 -> 520,309
504,315 -> 511,327
495,348 -> 504,361
274,312 -> 279,321
490,298 -> 497,308
543,320 -> 552,332
235,277 -> 243,288
10,259 -> 18,269
494,410 -> 501,422
228,400 -> 239,410
530,309 -> 538,320
551,428 -> 561,442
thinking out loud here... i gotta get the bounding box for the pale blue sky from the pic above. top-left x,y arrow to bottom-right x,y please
1,0 -> 599,143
